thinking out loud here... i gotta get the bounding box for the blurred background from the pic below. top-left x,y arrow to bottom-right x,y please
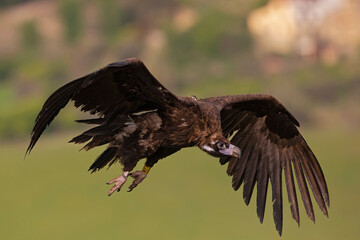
0,0 -> 359,239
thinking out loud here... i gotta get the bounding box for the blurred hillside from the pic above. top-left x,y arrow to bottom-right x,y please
1,2 -> 360,240
0,0 -> 359,139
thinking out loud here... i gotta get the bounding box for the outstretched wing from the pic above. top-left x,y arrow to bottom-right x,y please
206,94 -> 329,235
27,58 -> 179,154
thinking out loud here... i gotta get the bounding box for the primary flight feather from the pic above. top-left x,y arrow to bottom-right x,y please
27,58 -> 329,235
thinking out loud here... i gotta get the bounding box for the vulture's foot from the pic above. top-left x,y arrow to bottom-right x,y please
107,171 -> 129,196
127,171 -> 147,192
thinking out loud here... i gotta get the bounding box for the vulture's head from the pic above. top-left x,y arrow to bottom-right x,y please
199,136 -> 241,158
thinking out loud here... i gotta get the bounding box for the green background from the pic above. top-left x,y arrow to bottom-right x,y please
1,0 -> 360,239
1,129 -> 359,239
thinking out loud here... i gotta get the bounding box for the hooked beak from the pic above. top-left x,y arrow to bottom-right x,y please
219,144 -> 241,158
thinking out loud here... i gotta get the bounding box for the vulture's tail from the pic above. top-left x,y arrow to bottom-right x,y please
89,147 -> 118,173
68,125 -> 121,150
75,118 -> 104,125
26,79 -> 83,155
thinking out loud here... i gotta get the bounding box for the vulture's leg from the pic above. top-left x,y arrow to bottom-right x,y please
127,165 -> 151,192
127,148 -> 180,192
107,171 -> 129,196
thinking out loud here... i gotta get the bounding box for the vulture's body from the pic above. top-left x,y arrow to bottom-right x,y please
27,58 -> 329,235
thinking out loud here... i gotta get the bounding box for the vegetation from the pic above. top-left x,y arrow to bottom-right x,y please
59,0 -> 83,44
20,20 -> 41,52
0,0 -> 359,139
0,0 -> 32,7
0,1 -> 359,239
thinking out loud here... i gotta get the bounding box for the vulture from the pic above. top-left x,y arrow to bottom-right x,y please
26,58 -> 329,235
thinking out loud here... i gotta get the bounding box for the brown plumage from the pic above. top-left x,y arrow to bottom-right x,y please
26,58 -> 329,235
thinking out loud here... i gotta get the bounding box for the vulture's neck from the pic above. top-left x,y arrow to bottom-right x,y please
165,98 -> 223,148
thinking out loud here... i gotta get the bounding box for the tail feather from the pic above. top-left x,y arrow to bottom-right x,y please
82,125 -> 120,136
89,147 -> 118,173
69,135 -> 92,144
75,118 -> 104,125
26,79 -> 83,155
82,136 -> 112,151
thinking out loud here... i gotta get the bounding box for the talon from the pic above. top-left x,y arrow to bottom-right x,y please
128,171 -> 147,192
107,171 -> 129,196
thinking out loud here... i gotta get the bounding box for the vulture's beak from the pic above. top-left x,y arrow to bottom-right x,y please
219,144 -> 241,158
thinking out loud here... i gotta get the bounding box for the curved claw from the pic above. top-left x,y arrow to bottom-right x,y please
107,172 -> 129,196
128,171 -> 147,192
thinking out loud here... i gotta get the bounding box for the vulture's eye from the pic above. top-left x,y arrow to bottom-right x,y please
217,142 -> 226,150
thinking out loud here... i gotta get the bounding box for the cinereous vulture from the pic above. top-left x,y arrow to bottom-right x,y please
27,58 -> 329,235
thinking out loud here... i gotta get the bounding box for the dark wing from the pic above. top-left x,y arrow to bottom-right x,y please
206,94 -> 329,235
26,58 -> 179,154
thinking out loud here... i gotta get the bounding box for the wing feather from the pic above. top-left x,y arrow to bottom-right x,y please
292,147 -> 315,222
27,58 -> 179,154
300,138 -> 330,206
256,139 -> 269,223
243,146 -> 259,205
283,148 -> 300,225
230,123 -> 258,190
221,113 -> 257,166
206,94 -> 329,235
268,147 -> 283,235
26,79 -> 83,154
233,134 -> 257,190
225,115 -> 256,175
222,111 -> 248,137
296,145 -> 328,217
